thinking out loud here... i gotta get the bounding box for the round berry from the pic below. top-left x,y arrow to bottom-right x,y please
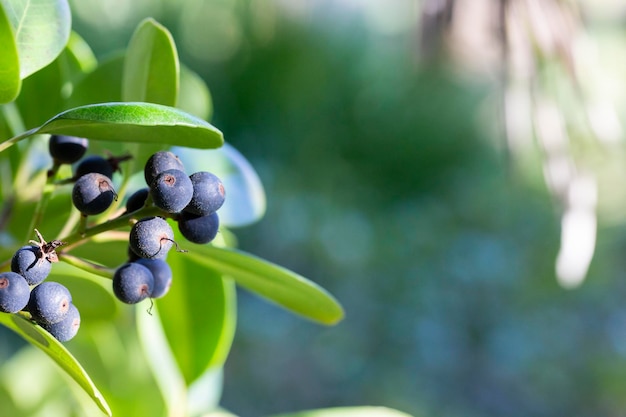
129,217 -> 175,259
72,173 -> 117,215
49,135 -> 88,164
113,262 -> 155,304
0,272 -> 30,313
125,187 -> 150,213
74,155 -> 114,179
144,151 -> 185,186
41,303 -> 80,342
185,171 -> 226,215
11,245 -> 52,285
134,258 -> 172,298
28,282 -> 72,325
178,211 -> 220,244
151,169 -> 193,213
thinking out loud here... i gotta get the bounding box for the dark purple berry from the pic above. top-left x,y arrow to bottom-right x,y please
0,272 -> 30,313
125,187 -> 150,213
41,303 -> 80,342
178,211 -> 220,244
49,135 -> 88,164
113,262 -> 155,304
11,245 -> 52,285
129,217 -> 175,259
28,282 -> 72,325
144,151 -> 185,187
185,171 -> 225,216
72,173 -> 117,215
151,169 -> 193,213
74,155 -> 114,179
134,258 -> 172,298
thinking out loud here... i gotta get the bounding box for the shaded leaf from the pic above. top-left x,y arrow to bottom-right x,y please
0,0 -> 71,79
49,262 -> 119,322
122,17 -> 179,106
179,64 -> 213,121
0,312 -> 112,416
15,54 -> 64,129
0,2 -> 20,103
186,246 -> 344,325
156,252 -> 237,384
67,52 -> 124,108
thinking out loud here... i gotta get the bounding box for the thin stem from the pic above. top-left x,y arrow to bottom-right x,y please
60,205 -> 168,247
0,127 -> 39,154
58,253 -> 116,279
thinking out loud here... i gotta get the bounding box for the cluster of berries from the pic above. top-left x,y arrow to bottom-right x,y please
114,150 -> 225,304
0,135 -> 226,343
0,230 -> 79,342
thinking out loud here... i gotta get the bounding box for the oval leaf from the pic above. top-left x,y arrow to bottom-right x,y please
0,312 -> 112,416
34,102 -> 223,148
1,0 -> 71,79
186,246 -> 344,325
172,143 -> 266,227
122,18 -> 179,106
0,2 -> 20,103
156,252 -> 237,384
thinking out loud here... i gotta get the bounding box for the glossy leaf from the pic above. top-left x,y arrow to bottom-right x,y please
156,251 -> 237,384
0,2 -> 20,103
0,313 -> 112,416
37,102 -> 222,148
123,18 -> 179,106
186,246 -> 344,325
0,0 -> 71,79
270,407 -> 414,417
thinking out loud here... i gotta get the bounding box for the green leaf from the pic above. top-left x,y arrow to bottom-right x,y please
64,31 -> 97,77
67,52 -> 124,108
186,246 -> 344,325
179,64 -> 213,121
156,252 -> 237,384
0,102 -> 224,153
0,2 -> 20,103
122,18 -> 179,106
0,313 -> 112,416
15,53 -> 64,129
0,0 -> 71,79
48,262 -> 119,322
36,102 -> 222,147
270,407 -> 415,417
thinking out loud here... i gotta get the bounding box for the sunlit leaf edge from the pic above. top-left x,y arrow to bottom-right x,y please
186,246 -> 344,325
0,313 -> 112,416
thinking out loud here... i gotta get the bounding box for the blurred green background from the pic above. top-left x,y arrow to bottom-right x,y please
12,0 -> 626,416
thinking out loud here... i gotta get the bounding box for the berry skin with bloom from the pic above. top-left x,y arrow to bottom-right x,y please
129,217 -> 175,260
113,262 -> 155,304
0,272 -> 30,313
72,173 -> 117,215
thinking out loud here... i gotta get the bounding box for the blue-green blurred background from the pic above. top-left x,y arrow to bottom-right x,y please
61,1 -> 626,416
